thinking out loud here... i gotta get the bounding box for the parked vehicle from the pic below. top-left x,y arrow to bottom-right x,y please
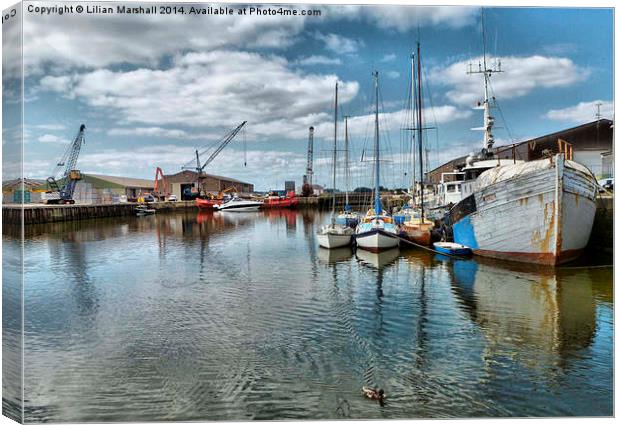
598,178 -> 613,192
168,194 -> 178,202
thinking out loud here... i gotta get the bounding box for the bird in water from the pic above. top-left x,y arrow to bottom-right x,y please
362,386 -> 385,403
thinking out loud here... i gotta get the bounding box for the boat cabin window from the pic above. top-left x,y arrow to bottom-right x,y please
447,184 -> 459,193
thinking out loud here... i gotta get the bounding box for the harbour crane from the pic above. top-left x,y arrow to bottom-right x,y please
302,126 -> 314,196
181,121 -> 247,198
46,124 -> 86,204
153,167 -> 169,200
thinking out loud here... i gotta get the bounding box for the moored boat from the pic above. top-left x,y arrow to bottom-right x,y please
317,81 -> 354,249
196,197 -> 223,209
135,205 -> 156,216
355,213 -> 400,252
400,216 -> 434,246
262,191 -> 299,208
354,72 -> 400,253
446,16 -> 597,265
317,225 -> 355,249
398,42 -> 434,247
450,153 -> 597,265
433,241 -> 472,256
215,196 -> 262,212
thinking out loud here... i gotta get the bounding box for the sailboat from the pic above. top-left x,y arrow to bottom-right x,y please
448,12 -> 598,265
399,43 -> 434,246
354,71 -> 400,252
317,82 -> 355,249
335,115 -> 359,228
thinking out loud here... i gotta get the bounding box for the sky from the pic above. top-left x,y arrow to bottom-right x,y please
2,2 -> 614,191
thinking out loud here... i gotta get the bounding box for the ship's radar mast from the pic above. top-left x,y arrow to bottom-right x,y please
468,9 -> 503,157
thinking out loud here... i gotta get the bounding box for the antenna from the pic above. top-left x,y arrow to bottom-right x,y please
595,102 -> 603,120
467,8 -> 503,155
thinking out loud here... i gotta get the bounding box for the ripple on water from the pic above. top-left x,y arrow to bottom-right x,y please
9,211 -> 614,421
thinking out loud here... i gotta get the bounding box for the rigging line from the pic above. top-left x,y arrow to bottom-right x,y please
487,78 -> 516,145
421,63 -> 439,174
379,84 -> 398,189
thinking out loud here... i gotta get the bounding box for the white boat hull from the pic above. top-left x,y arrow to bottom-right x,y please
355,229 -> 399,252
216,205 -> 261,212
215,198 -> 263,212
451,154 -> 597,265
317,233 -> 353,249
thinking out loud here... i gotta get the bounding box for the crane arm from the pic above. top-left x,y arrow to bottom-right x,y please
58,124 -> 86,178
199,121 -> 247,171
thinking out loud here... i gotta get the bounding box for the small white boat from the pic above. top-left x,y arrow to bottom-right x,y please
135,205 -> 156,216
214,196 -> 262,212
433,242 -> 472,256
317,224 -> 354,249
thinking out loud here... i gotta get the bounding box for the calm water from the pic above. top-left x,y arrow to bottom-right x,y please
2,209 -> 613,421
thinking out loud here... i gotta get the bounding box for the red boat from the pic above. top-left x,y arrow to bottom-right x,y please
262,191 -> 299,208
196,198 -> 223,209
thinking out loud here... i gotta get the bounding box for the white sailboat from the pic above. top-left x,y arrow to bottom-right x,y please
355,71 -> 400,252
448,13 -> 598,265
317,82 -> 354,249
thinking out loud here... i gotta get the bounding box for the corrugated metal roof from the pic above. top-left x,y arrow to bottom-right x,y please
85,174 -> 154,188
164,170 -> 252,185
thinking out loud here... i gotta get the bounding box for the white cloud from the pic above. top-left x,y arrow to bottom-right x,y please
35,124 -> 67,131
21,2 -> 309,74
386,71 -> 400,79
17,4 -> 479,75
545,100 -> 614,123
337,105 -> 472,138
108,127 -> 194,140
295,55 -> 342,66
314,32 -> 363,55
39,50 -> 360,139
381,54 -> 397,62
330,5 -> 478,32
38,134 -> 69,144
433,55 -> 589,106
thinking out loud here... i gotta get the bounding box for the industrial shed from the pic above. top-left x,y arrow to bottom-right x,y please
47,174 -> 154,204
427,119 -> 614,184
164,170 -> 254,200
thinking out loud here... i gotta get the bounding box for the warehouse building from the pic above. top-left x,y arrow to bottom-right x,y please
69,174 -> 154,204
164,170 -> 254,200
427,119 -> 614,184
2,178 -> 46,204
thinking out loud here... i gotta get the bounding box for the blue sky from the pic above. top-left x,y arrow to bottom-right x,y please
3,3 -> 614,190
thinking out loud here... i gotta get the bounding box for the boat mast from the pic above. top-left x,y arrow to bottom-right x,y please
468,9 -> 502,156
410,52 -> 417,207
344,115 -> 350,211
332,82 -> 338,218
373,71 -> 381,215
416,42 -> 425,220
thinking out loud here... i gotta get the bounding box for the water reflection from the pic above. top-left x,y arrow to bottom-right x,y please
446,257 -> 597,370
318,247 -> 353,264
3,210 -> 612,421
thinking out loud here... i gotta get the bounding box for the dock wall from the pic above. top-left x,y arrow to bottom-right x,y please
588,195 -> 613,254
3,201 -> 196,225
